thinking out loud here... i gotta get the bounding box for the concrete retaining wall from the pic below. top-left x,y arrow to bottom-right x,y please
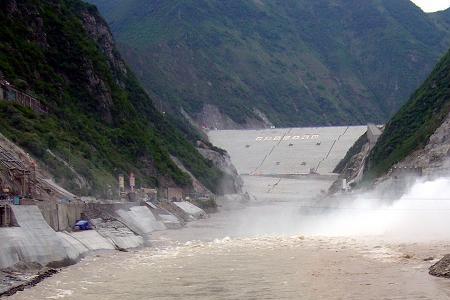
0,206 -> 79,269
114,206 -> 166,246
57,232 -> 89,261
34,202 -> 84,232
0,202 -> 187,270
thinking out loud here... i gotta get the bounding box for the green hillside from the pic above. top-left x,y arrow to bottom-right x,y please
89,0 -> 450,127
0,0 -> 226,196
366,47 -> 450,178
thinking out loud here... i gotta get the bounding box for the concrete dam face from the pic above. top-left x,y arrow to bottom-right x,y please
209,126 -> 366,201
209,126 -> 366,175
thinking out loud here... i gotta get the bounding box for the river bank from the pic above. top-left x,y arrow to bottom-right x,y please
0,197 -> 221,297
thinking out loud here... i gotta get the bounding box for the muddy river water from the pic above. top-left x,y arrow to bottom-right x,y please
9,175 -> 450,300
9,234 -> 450,300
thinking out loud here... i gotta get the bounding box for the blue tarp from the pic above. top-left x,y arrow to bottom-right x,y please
74,220 -> 91,230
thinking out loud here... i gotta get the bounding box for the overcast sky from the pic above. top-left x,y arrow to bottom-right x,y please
411,0 -> 450,12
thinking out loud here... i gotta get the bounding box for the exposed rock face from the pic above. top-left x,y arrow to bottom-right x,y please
197,147 -> 243,194
328,132 -> 370,194
393,112 -> 450,177
78,6 -> 127,123
430,255 -> 450,278
329,145 -> 370,193
79,9 -> 127,76
196,104 -> 271,130
333,111 -> 450,190
170,155 -> 211,195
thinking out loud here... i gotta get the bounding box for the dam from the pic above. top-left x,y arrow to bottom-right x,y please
209,126 -> 367,201
209,126 -> 367,175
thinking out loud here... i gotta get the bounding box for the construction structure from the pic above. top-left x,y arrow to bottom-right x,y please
0,79 -> 48,114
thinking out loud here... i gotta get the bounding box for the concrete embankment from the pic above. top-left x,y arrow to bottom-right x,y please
0,205 -> 81,269
0,200 -> 207,296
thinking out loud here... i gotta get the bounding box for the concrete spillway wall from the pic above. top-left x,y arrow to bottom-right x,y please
68,231 -> 116,251
0,206 -> 85,269
0,203 -> 176,269
159,201 -> 207,222
115,206 -> 166,237
173,202 -> 207,220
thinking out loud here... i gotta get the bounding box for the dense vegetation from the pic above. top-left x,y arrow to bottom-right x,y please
0,0 -> 226,196
90,0 -> 450,127
366,48 -> 450,178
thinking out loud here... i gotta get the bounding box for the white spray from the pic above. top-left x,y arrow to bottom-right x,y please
230,177 -> 450,241
305,177 -> 450,241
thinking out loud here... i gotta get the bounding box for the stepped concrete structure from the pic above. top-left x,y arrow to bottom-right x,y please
209,126 -> 366,175
209,126 -> 367,201
56,232 -> 89,261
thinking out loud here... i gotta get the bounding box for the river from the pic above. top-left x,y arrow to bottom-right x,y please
9,175 -> 450,299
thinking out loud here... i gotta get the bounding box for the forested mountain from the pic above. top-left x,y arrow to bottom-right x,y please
0,0 -> 229,196
89,0 -> 450,128
366,46 -> 450,178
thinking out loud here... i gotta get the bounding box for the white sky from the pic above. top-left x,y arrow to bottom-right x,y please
411,0 -> 450,12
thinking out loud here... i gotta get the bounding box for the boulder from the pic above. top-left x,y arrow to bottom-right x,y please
429,254 -> 450,278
